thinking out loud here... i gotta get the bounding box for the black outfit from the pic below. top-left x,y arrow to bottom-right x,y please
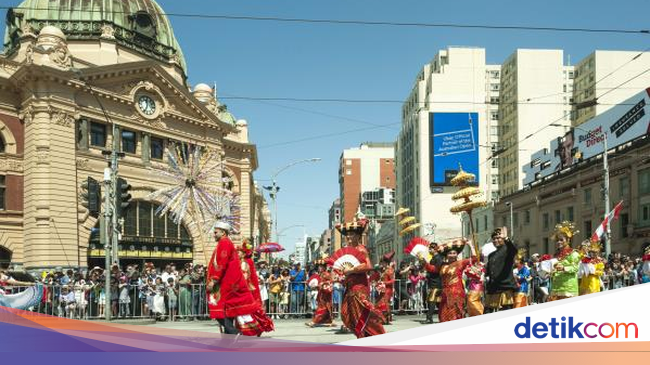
218,317 -> 240,335
425,253 -> 445,323
486,238 -> 517,294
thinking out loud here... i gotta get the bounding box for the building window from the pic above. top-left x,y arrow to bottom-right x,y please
153,211 -> 166,238
619,177 -> 630,199
122,130 -> 137,154
543,238 -> 549,254
524,210 -> 530,225
640,204 -> 650,227
513,213 -> 519,228
346,169 -> 352,175
491,84 -> 500,91
584,220 -> 592,237
151,137 -> 164,160
555,210 -> 561,224
491,112 -> 499,121
567,207 -> 574,222
0,175 -> 5,210
138,202 -> 152,236
639,169 -> 650,196
90,122 -> 107,147
620,213 -> 629,238
502,216 -> 507,227
484,216 -> 488,231
543,213 -> 549,230
0,135 -> 5,153
584,188 -> 592,205
124,204 -> 137,236
346,160 -> 352,166
491,175 -> 498,184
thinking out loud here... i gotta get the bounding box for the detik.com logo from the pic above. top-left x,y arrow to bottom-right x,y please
515,317 -> 638,339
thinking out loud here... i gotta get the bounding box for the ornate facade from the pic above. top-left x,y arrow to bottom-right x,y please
0,0 -> 266,271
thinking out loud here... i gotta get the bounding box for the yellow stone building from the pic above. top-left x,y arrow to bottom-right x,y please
0,0 -> 270,271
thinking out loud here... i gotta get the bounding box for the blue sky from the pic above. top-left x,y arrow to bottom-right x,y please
6,0 -> 650,252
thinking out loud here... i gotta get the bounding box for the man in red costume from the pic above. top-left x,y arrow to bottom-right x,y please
207,222 -> 258,335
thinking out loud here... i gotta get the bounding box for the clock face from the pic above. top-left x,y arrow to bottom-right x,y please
138,95 -> 156,116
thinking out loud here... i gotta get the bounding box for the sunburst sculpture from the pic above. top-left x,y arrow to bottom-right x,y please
147,145 -> 236,228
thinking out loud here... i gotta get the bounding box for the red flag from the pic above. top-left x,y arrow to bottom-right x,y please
591,201 -> 624,242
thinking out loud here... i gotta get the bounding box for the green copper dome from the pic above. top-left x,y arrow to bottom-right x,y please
4,0 -> 187,73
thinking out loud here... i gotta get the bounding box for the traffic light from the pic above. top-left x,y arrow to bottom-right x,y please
81,176 -> 101,218
115,177 -> 132,219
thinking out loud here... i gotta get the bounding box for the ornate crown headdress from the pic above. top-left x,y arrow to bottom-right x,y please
551,221 -> 579,241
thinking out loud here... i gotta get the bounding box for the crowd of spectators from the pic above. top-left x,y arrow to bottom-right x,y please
1,249 -> 647,321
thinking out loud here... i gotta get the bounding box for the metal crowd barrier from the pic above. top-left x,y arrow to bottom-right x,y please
7,275 -> 638,321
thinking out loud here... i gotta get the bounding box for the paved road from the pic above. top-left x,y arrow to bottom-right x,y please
148,314 -> 434,344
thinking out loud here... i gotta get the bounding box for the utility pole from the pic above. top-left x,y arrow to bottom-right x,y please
102,163 -> 112,322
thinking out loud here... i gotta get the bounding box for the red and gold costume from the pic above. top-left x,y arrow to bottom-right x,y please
312,271 -> 334,325
464,262 -> 485,317
340,246 -> 386,338
428,258 -> 474,322
239,248 -> 274,336
206,236 -> 257,320
375,263 -> 395,323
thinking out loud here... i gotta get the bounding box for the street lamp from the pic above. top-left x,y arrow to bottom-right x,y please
505,202 -> 514,240
550,123 -> 611,257
264,158 -> 321,244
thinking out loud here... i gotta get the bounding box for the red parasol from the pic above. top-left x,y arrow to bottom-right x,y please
255,242 -> 285,253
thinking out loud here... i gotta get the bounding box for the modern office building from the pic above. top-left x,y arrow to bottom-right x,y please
396,47 -> 500,254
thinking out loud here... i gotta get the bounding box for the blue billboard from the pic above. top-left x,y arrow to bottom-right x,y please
429,112 -> 480,187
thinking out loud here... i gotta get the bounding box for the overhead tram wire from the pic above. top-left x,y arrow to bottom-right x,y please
1,6 -> 649,35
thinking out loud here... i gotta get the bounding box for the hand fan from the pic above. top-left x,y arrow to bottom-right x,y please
404,237 -> 431,262
328,246 -> 367,271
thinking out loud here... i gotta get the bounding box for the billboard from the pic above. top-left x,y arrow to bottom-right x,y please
429,112 -> 480,187
523,88 -> 650,185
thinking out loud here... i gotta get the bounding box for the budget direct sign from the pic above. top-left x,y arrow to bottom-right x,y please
524,88 -> 650,185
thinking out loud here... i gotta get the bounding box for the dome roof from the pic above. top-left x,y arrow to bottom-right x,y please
4,0 -> 187,73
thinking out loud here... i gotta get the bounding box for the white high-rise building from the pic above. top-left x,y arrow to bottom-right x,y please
396,47 -> 500,258
573,50 -> 650,127
498,49 -> 574,197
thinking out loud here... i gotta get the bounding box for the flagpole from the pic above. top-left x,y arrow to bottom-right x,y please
603,134 -> 611,258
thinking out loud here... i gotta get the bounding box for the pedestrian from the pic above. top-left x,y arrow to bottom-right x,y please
166,277 -> 178,322
289,263 -> 306,317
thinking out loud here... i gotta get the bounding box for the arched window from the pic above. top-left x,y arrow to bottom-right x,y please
0,246 -> 11,269
0,134 -> 5,153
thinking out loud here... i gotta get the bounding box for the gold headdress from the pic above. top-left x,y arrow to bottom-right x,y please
551,221 -> 579,241
588,240 -> 601,253
516,248 -> 527,262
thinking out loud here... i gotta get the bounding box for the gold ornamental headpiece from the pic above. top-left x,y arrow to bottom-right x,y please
336,209 -> 369,235
551,221 -> 579,241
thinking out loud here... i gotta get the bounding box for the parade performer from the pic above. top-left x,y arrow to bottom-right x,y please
375,251 -> 396,324
578,240 -> 605,295
238,240 -> 274,336
513,249 -> 531,308
464,261 -> 485,316
207,222 -> 258,335
336,214 -> 386,338
549,222 -> 581,301
306,263 -> 336,327
423,242 -> 444,323
424,239 -> 477,322
485,227 -> 517,312
0,271 -> 42,310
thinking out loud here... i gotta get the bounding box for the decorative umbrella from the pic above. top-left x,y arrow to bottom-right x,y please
256,242 -> 285,253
